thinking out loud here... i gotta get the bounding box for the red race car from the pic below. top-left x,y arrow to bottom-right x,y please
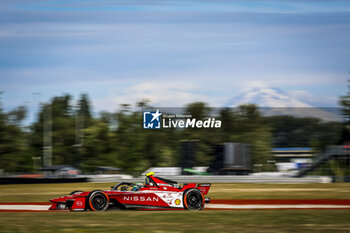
49,172 -> 211,211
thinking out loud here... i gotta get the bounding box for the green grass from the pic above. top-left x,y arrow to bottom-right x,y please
1,183 -> 350,232
209,183 -> 350,199
1,183 -> 350,202
1,210 -> 350,232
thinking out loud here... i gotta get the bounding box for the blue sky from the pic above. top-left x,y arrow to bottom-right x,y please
1,0 -> 350,122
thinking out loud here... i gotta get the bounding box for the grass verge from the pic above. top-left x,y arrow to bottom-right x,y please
1,210 -> 350,233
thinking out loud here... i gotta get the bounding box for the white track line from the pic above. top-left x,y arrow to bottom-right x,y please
205,204 -> 350,209
0,205 -> 51,211
1,204 -> 350,211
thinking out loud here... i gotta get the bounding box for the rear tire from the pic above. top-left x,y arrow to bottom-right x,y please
183,189 -> 204,210
87,191 -> 109,211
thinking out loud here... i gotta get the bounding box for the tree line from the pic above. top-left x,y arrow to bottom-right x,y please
0,93 -> 343,175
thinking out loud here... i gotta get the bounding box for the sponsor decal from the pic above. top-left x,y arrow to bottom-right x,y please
175,199 -> 181,205
198,183 -> 211,186
143,109 -> 221,129
76,201 -> 83,207
158,183 -> 172,187
123,196 -> 159,202
163,118 -> 221,128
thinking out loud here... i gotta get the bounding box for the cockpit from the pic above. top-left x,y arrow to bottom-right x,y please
145,176 -> 156,187
111,182 -> 135,191
111,172 -> 179,192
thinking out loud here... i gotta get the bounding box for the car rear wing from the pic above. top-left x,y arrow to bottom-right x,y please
196,183 -> 211,195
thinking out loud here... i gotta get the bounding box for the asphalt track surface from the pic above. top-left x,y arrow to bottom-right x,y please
1,200 -> 350,212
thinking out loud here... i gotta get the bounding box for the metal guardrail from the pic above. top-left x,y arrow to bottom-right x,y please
0,174 -> 331,184
88,175 -> 331,184
0,177 -> 88,185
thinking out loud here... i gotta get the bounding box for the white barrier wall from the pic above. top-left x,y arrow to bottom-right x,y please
88,175 -> 331,184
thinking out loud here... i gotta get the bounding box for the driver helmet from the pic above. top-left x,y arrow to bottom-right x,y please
132,182 -> 143,191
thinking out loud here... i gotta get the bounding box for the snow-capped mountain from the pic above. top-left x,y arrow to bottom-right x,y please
225,87 -> 311,108
225,87 -> 341,121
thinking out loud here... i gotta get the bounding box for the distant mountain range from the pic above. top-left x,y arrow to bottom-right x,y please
225,87 -> 311,108
224,87 -> 341,121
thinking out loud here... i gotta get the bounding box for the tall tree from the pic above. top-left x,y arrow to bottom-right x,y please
31,95 -> 76,166
183,102 -> 216,165
0,93 -> 30,172
339,79 -> 350,143
80,120 -> 116,172
77,93 -> 93,128
233,105 -> 273,171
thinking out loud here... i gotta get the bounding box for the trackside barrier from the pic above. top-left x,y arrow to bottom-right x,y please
88,175 -> 331,184
0,177 -> 88,185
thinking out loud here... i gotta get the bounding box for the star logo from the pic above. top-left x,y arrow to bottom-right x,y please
143,109 -> 162,129
150,109 -> 161,123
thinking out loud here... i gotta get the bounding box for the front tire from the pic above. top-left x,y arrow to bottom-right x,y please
183,189 -> 204,210
88,191 -> 109,211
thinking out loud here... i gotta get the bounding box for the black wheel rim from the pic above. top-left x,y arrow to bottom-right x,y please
91,193 -> 107,211
186,191 -> 202,210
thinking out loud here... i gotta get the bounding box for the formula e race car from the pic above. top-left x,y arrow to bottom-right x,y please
49,172 -> 211,211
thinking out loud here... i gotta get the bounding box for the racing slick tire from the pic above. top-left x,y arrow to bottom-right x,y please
69,190 -> 84,195
87,190 -> 109,211
183,188 -> 205,210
